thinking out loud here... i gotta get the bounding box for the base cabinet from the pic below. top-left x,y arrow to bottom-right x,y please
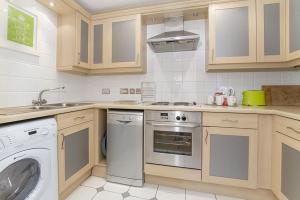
202,127 -> 258,189
272,132 -> 300,200
56,110 -> 95,198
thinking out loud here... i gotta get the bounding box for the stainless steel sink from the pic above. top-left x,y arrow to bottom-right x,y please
113,100 -> 139,105
26,102 -> 92,111
48,103 -> 92,107
27,106 -> 61,110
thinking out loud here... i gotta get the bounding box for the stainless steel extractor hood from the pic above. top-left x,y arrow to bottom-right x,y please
147,17 -> 200,53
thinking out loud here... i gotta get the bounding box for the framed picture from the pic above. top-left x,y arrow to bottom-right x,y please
0,0 -> 38,55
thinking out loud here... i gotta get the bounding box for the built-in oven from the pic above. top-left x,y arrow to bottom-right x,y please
145,111 -> 202,169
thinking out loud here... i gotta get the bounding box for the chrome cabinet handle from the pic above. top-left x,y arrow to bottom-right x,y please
117,120 -> 132,124
61,135 -> 65,150
146,122 -> 201,128
136,53 -> 139,64
205,129 -> 208,145
287,126 -> 300,134
222,119 -> 239,123
74,116 -> 85,121
78,52 -> 81,64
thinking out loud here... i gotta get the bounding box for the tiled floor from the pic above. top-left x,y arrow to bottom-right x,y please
66,176 -> 245,200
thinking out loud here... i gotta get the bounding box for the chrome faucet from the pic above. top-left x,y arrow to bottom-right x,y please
32,86 -> 65,106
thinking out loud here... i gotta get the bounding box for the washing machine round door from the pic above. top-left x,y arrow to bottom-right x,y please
0,149 -> 51,200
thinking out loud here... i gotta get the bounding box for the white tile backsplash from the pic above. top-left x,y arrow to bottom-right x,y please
0,0 -> 86,108
0,6 -> 299,108
85,19 -> 300,104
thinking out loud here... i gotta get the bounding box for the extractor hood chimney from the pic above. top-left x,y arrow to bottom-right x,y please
147,16 -> 200,53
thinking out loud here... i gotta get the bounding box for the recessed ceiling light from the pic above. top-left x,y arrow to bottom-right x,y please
49,2 -> 54,7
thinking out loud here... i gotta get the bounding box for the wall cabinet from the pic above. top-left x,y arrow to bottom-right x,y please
272,132 -> 300,200
209,0 -> 257,64
202,127 -> 258,189
58,11 -> 146,74
110,15 -> 142,68
257,0 -> 286,62
208,0 -> 300,70
286,0 -> 300,60
77,13 -> 91,68
57,11 -> 91,70
91,21 -> 106,68
91,14 -> 146,73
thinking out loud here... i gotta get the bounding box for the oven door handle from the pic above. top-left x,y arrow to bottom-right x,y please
146,122 -> 201,128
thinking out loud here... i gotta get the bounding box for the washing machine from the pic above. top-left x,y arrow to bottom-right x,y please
0,118 -> 58,200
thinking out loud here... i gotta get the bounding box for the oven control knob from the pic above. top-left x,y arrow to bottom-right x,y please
176,116 -> 181,121
182,116 -> 187,121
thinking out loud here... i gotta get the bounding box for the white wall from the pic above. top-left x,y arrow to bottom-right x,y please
0,0 -> 87,108
85,20 -> 300,104
0,5 -> 299,107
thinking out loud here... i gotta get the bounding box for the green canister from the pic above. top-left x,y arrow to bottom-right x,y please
242,90 -> 266,106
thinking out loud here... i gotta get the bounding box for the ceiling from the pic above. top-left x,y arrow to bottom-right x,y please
74,0 -> 185,13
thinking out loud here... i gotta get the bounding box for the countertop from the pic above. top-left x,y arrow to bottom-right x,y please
0,102 -> 300,125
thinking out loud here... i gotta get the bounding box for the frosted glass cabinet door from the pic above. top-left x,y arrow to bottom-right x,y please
257,0 -> 285,62
272,133 -> 300,200
58,122 -> 93,192
92,23 -> 104,67
287,0 -> 300,60
202,127 -> 258,189
209,0 -> 256,64
110,15 -> 141,68
76,12 -> 90,68
65,128 -> 89,180
112,20 -> 136,63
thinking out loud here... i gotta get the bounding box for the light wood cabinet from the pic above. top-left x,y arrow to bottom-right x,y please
76,13 -> 91,68
110,15 -> 142,68
257,0 -> 286,62
91,14 -> 146,73
208,0 -> 300,70
203,112 -> 258,129
56,110 -> 95,197
58,122 -> 94,193
209,0 -> 257,64
57,11 -> 91,70
91,20 -> 106,68
272,131 -> 300,200
202,127 -> 258,189
58,12 -> 146,74
286,0 -> 300,61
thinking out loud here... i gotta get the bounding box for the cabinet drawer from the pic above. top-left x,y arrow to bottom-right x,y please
274,116 -> 300,140
57,109 -> 94,130
203,113 -> 258,129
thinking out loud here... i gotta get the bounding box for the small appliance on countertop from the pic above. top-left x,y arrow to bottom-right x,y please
145,110 -> 202,169
207,86 -> 237,107
242,90 -> 266,106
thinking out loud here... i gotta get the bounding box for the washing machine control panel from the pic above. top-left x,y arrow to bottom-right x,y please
0,127 -> 50,149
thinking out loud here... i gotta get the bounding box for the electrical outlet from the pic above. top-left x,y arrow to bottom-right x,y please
136,88 -> 141,94
102,88 -> 110,95
120,88 -> 129,94
130,88 -> 136,94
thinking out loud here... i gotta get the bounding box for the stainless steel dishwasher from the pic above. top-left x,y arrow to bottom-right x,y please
107,110 -> 144,186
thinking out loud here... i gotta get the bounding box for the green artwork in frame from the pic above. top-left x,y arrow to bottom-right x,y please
7,4 -> 35,47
